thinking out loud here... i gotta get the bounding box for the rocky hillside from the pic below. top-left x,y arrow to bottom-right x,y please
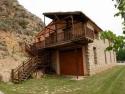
0,0 -> 44,59
0,0 -> 44,82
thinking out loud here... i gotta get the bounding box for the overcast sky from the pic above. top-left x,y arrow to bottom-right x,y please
18,0 -> 123,35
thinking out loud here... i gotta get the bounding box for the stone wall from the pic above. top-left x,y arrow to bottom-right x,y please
88,38 -> 116,75
50,37 -> 117,76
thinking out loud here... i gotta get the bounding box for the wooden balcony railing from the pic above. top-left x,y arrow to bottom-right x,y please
11,56 -> 39,83
44,27 -> 94,47
34,41 -> 45,49
85,27 -> 95,40
34,26 -> 94,49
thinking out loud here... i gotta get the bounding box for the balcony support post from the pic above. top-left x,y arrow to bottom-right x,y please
55,20 -> 58,42
93,30 -> 95,39
84,23 -> 86,37
44,15 -> 46,27
71,15 -> 74,38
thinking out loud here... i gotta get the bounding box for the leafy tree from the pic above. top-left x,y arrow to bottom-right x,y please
117,48 -> 125,61
96,1 -> 125,60
101,30 -> 124,51
113,0 -> 125,33
101,30 -> 125,60
114,0 -> 125,16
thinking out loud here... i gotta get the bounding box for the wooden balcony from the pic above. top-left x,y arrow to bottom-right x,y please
41,26 -> 95,48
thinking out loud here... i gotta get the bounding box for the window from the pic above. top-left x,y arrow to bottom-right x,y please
93,47 -> 97,64
94,32 -> 99,40
104,51 -> 107,64
63,20 -> 72,32
63,20 -> 72,40
110,51 -> 112,63
113,51 -> 116,62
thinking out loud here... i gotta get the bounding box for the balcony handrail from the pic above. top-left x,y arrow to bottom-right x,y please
35,23 -> 95,48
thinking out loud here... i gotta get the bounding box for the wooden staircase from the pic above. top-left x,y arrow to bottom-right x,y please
11,43 -> 51,83
11,56 -> 39,83
24,43 -> 37,56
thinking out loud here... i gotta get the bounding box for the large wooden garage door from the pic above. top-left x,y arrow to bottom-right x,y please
59,48 -> 84,75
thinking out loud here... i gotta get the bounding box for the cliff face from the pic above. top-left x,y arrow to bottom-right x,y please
0,0 -> 44,82
0,0 -> 44,33
0,0 -> 44,59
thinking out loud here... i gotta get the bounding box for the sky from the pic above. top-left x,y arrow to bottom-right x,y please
17,0 -> 123,35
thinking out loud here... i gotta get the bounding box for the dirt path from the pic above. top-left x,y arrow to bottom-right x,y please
117,63 -> 125,65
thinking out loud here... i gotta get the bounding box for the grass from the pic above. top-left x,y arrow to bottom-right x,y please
0,66 -> 125,94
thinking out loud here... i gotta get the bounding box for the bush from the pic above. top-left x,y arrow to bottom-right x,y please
18,19 -> 29,29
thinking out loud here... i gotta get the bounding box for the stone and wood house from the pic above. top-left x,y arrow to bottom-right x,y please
11,11 -> 116,83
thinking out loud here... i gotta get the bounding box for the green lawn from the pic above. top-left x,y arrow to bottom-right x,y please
0,66 -> 125,94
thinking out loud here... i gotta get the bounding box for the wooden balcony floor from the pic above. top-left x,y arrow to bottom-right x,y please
44,36 -> 93,49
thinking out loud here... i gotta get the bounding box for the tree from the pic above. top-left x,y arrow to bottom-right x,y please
117,48 -> 125,61
109,0 -> 125,61
113,0 -> 125,33
101,30 -> 124,51
101,30 -> 125,60
114,0 -> 125,17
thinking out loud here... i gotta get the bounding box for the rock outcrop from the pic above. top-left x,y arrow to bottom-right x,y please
0,0 -> 44,82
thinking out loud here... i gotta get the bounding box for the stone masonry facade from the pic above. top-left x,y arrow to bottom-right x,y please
88,37 -> 116,75
51,37 -> 117,76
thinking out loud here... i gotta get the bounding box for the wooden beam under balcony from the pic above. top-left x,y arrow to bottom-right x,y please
44,35 -> 93,49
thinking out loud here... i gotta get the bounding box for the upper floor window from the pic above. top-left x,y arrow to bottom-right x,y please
104,50 -> 107,64
87,22 -> 94,31
94,32 -> 99,40
110,51 -> 112,63
63,20 -> 72,32
93,47 -> 97,64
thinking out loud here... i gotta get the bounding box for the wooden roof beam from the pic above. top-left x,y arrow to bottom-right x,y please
54,14 -> 60,20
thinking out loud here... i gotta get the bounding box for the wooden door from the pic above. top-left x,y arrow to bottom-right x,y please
59,48 -> 84,75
